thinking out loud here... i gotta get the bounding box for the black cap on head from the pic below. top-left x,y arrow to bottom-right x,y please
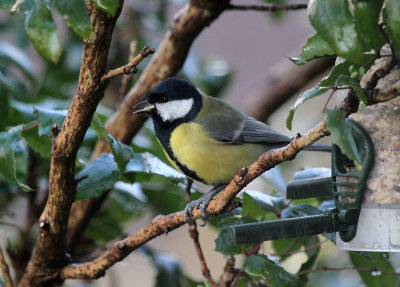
149,77 -> 200,103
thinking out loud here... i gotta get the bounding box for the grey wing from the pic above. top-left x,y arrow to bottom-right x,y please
234,117 -> 291,144
197,113 -> 291,145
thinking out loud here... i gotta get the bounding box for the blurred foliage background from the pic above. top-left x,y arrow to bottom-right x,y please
1,0 -> 400,286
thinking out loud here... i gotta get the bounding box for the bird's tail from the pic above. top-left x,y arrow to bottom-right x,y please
304,143 -> 332,152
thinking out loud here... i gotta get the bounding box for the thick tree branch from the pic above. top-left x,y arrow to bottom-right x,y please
0,248 -> 13,287
67,0 -> 231,252
18,1 -> 124,286
101,46 -> 154,82
60,118 -> 328,280
185,180 -> 216,287
227,3 -> 307,12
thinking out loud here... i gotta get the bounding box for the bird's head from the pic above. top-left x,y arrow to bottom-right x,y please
133,77 -> 202,123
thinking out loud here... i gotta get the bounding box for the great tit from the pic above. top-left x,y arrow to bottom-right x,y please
134,77 -> 330,222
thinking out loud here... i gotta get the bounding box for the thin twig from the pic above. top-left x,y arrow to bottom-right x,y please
227,3 -> 307,12
297,265 -> 400,276
101,46 -> 155,82
219,256 -> 236,287
185,179 -> 216,287
21,122 -> 39,133
0,247 -> 14,287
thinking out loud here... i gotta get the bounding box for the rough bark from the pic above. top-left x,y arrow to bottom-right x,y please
18,1 -> 123,286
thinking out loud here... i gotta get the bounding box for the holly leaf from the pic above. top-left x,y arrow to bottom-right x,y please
335,74 -> 367,104
21,125 -> 52,158
308,0 -> 364,64
0,126 -> 31,191
25,1 -> 62,63
286,87 -> 329,130
34,107 -> 67,137
326,109 -> 362,170
290,34 -> 334,65
52,0 -> 91,39
75,153 -> 120,200
383,0 -> 400,59
90,0 -> 119,16
353,0 -> 385,52
243,254 -> 301,287
350,252 -> 397,287
125,152 -> 185,182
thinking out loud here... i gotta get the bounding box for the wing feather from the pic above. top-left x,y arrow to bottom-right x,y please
193,95 -> 291,145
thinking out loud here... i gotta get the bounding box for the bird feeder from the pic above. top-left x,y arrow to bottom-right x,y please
225,119 -> 374,245
227,94 -> 400,252
336,96 -> 400,251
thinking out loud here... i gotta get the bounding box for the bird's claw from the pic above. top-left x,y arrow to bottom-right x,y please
184,199 -> 209,225
184,185 -> 226,226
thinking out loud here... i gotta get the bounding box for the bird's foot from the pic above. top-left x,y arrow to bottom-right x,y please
184,185 -> 226,226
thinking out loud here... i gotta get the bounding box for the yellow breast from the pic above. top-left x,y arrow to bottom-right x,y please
167,122 -> 265,185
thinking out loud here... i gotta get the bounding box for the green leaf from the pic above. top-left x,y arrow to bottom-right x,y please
319,61 -> 353,87
110,182 -> 147,221
326,109 -> 362,169
308,0 -> 364,64
290,34 -> 335,65
286,87 -> 329,130
297,236 -> 320,285
75,153 -> 120,200
90,113 -> 107,138
0,0 -> 14,9
383,0 -> 400,59
0,42 -> 34,79
215,216 -> 256,256
24,1 -> 62,63
243,254 -> 301,287
273,238 -> 304,259
125,152 -> 185,182
242,193 -> 275,219
0,126 -> 31,191
21,125 -> 52,158
108,134 -> 134,172
349,252 -> 397,287
85,209 -> 123,242
242,190 -> 286,216
353,0 -> 385,52
335,74 -> 367,103
34,107 -> 67,137
52,0 -> 91,39
141,181 -> 185,214
90,0 -> 119,16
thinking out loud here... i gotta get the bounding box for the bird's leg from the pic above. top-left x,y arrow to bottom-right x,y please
184,185 -> 227,226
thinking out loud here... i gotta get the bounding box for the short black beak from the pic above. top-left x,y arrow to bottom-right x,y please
133,100 -> 155,114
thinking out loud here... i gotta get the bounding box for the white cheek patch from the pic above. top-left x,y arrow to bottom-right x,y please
156,98 -> 194,121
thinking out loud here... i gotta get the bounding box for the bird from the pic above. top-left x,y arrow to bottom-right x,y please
133,77 -> 330,224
